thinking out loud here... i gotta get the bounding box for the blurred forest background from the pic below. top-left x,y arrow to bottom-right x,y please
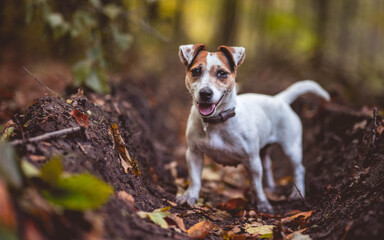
1,0 -> 384,140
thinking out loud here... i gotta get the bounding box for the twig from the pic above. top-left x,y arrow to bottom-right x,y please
23,66 -> 60,97
11,126 -> 82,146
292,181 -> 309,208
11,115 -> 26,143
369,107 -> 378,153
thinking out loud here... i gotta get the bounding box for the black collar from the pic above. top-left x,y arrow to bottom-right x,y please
202,108 -> 236,124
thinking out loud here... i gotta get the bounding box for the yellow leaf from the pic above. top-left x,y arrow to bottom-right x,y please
245,224 -> 275,238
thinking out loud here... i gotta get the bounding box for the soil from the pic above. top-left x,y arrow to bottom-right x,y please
5,81 -> 384,240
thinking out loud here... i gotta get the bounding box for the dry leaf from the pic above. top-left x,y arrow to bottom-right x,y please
28,154 -> 46,162
265,189 -> 287,202
377,125 -> 384,136
0,179 -> 16,229
276,176 -> 292,186
245,224 -> 275,238
23,220 -> 44,240
286,228 -> 308,240
70,109 -> 89,128
218,198 -> 247,212
109,123 -> 141,176
117,191 -> 135,211
282,210 -> 314,223
166,214 -> 186,232
187,220 -> 212,239
282,210 -> 314,228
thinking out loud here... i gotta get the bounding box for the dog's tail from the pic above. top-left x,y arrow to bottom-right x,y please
275,80 -> 330,104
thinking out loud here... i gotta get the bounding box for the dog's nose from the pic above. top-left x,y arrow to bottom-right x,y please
199,88 -> 213,101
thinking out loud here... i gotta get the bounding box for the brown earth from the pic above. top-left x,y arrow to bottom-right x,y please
4,81 -> 384,239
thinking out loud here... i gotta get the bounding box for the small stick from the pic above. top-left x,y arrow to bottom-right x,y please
23,66 -> 60,97
292,181 -> 309,208
11,126 -> 82,146
11,115 -> 26,143
370,107 -> 378,153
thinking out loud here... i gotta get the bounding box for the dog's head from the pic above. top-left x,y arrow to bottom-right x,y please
179,44 -> 245,117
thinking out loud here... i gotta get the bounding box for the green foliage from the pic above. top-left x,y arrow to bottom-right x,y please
25,0 -> 134,93
42,173 -> 113,211
137,206 -> 171,229
0,142 -> 22,188
40,155 -> 62,186
38,157 -> 113,210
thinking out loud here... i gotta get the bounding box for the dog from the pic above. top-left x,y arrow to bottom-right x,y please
175,44 -> 330,212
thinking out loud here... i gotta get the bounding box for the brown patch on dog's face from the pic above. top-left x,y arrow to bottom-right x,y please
185,50 -> 238,93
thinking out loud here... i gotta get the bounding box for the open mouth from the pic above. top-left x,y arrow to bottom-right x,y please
197,95 -> 224,116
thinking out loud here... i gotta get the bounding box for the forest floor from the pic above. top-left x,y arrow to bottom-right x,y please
1,81 -> 384,240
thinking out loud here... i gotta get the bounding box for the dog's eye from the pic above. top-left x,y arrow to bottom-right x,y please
216,70 -> 228,79
191,67 -> 202,77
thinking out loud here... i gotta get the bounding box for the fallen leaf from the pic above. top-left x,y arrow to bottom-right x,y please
0,179 -> 16,229
201,167 -> 221,181
137,206 -> 170,229
377,125 -> 384,136
28,155 -> 46,162
0,142 -> 22,188
21,160 -> 40,178
282,210 -> 314,228
187,220 -> 212,239
265,189 -> 287,202
352,119 -> 367,131
40,156 -> 62,186
117,191 -> 135,211
286,228 -> 308,240
109,123 -> 141,176
166,214 -> 186,232
209,210 -> 232,221
23,220 -> 44,240
165,199 -> 177,207
70,109 -> 89,128
245,224 -> 275,238
276,176 -> 292,186
218,198 -> 247,212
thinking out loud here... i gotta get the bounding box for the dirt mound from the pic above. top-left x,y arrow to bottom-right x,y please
3,84 -> 384,239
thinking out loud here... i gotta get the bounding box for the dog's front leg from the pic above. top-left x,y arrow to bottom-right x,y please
176,148 -> 204,207
247,154 -> 273,213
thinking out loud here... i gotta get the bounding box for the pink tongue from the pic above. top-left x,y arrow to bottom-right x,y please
198,103 -> 216,116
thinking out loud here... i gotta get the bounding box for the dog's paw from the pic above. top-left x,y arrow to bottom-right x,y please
175,191 -> 198,207
257,201 -> 274,214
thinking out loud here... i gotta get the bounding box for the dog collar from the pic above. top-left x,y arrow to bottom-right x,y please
202,108 -> 236,124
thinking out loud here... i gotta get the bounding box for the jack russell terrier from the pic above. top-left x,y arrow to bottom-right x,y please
176,44 -> 330,213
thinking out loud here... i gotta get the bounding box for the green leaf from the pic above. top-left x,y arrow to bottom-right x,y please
46,13 -> 65,28
137,206 -> 171,229
85,69 -> 110,93
21,159 -> 40,178
112,28 -> 133,51
89,0 -> 102,8
0,227 -> 18,240
0,143 -> 22,188
103,4 -> 122,20
72,60 -> 92,87
0,126 -> 14,142
40,156 -> 62,186
42,173 -> 113,210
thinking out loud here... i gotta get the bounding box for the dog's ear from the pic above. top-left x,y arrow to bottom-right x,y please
179,44 -> 207,68
217,46 -> 245,72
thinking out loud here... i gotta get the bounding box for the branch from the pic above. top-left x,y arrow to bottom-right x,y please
11,126 -> 83,146
23,66 -> 60,97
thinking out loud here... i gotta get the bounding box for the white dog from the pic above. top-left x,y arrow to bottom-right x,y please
176,44 -> 330,212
